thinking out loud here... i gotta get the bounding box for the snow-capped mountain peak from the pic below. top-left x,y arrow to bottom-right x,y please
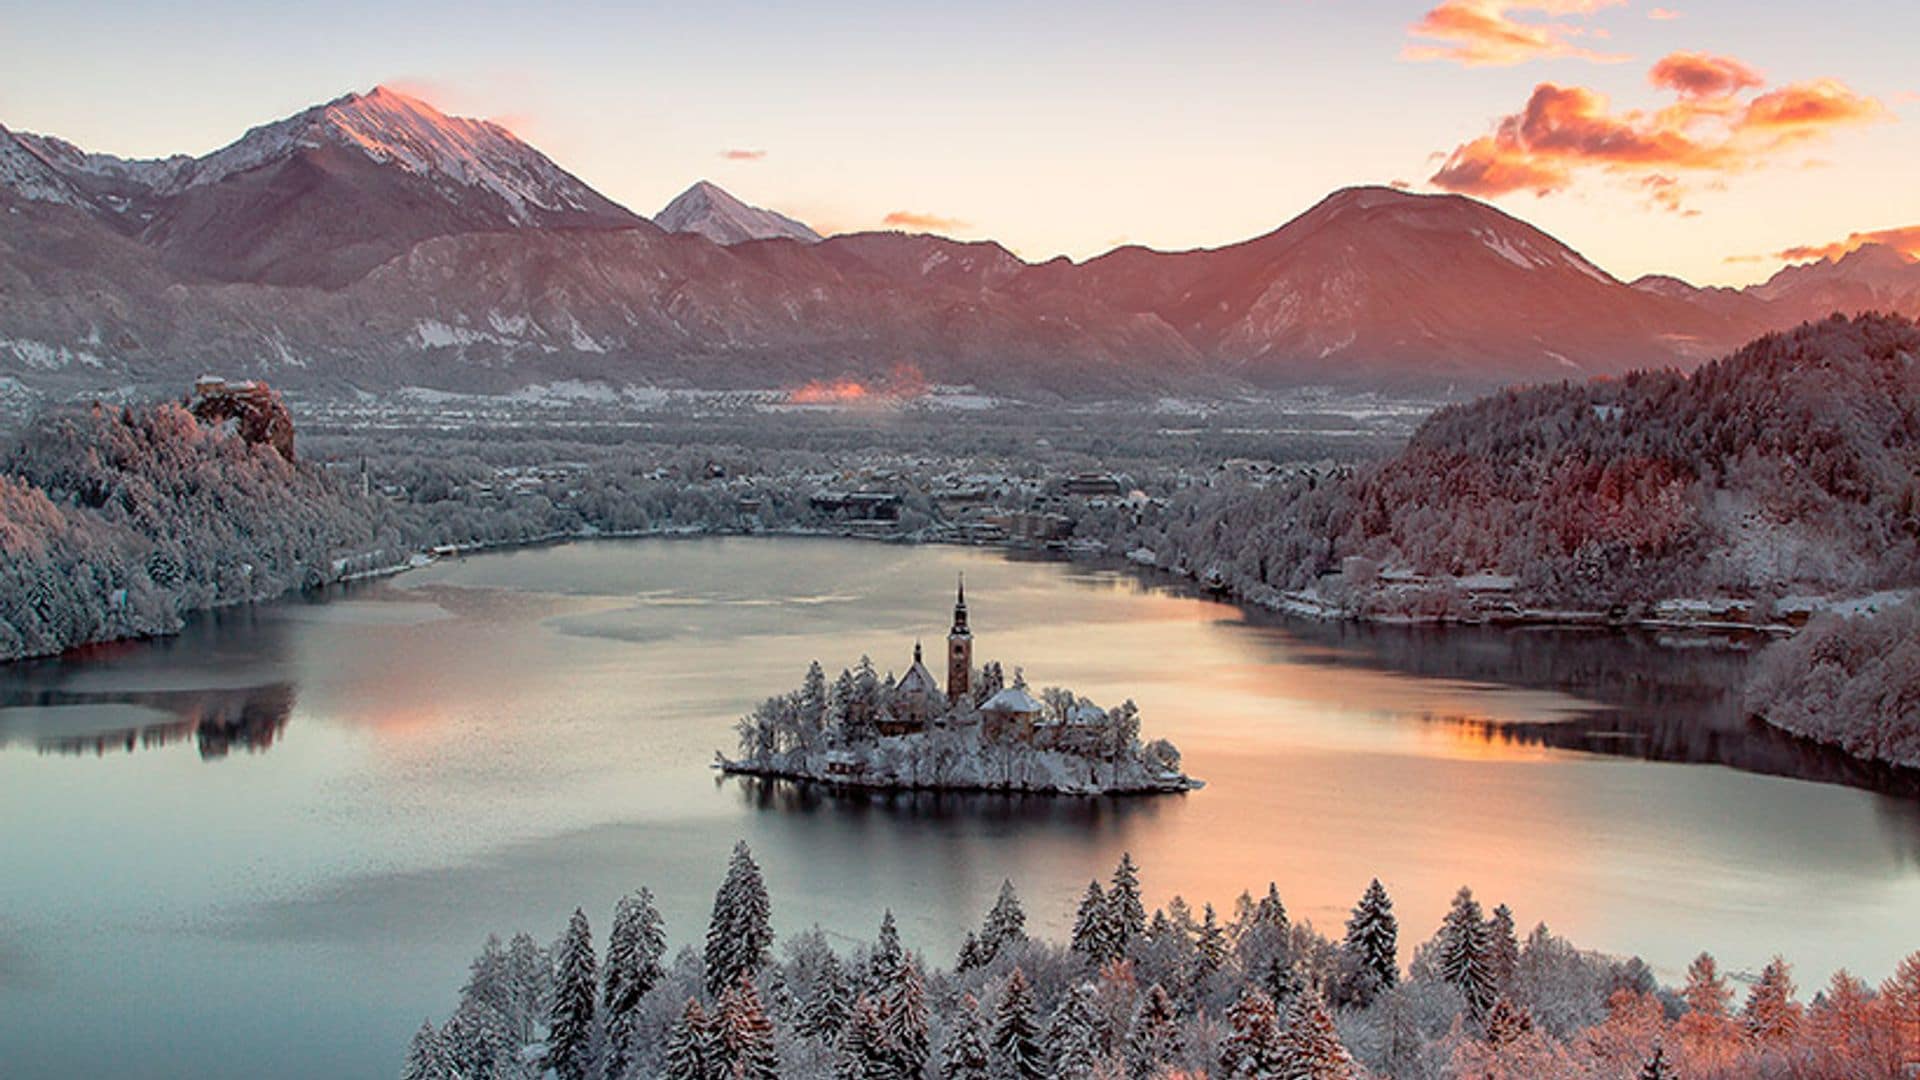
167,85 -> 612,223
655,180 -> 822,245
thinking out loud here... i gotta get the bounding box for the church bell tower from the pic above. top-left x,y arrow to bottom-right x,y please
947,574 -> 972,702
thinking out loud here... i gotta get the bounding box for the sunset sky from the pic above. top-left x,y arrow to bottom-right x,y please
2,0 -> 1913,286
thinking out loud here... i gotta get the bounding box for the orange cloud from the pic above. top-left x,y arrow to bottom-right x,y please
1649,51 -> 1763,100
1774,225 -> 1920,263
882,210 -> 970,232
1403,0 -> 1628,67
1647,6 -> 1682,18
720,148 -> 767,161
1430,53 -> 1885,211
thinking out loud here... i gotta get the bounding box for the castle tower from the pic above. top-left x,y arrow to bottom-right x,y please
947,574 -> 972,702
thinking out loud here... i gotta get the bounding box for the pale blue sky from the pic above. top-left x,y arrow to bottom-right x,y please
2,0 -> 1913,284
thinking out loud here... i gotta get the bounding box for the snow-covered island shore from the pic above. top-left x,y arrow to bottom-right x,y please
716,580 -> 1199,795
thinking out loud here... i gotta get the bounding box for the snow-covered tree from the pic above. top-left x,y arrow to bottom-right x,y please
941,994 -> 992,1080
881,961 -> 930,1079
868,910 -> 907,995
1743,956 -> 1800,1044
991,969 -> 1045,1080
1220,986 -> 1287,1078
1277,987 -> 1355,1079
705,841 -> 774,998
1437,887 -> 1498,1022
1486,903 -> 1519,994
603,887 -> 666,1079
980,880 -> 1027,962
664,999 -> 720,1080
1338,878 -> 1398,1008
1046,981 -> 1107,1079
717,976 -> 779,1080
1107,853 -> 1146,953
1071,880 -> 1115,965
1124,983 -> 1183,1080
799,952 -> 853,1042
401,1020 -> 451,1080
545,908 -> 598,1080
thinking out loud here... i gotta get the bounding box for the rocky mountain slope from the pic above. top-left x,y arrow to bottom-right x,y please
2,88 -> 1913,402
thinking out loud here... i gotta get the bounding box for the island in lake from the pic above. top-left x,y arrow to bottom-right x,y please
719,578 -> 1199,794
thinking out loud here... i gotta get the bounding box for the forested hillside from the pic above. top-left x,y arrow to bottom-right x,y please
1136,314 -> 1920,615
0,392 -> 404,660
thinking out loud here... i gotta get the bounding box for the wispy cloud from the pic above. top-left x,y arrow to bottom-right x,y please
1403,0 -> 1628,67
882,210 -> 970,232
1773,224 -> 1920,263
1429,51 -> 1886,212
719,148 -> 767,161
1646,7 -> 1682,19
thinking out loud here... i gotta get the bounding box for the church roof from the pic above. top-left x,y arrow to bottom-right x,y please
898,657 -> 940,696
981,687 -> 1041,714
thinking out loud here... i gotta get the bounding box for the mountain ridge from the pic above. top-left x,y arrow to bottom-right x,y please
3,90 -> 1917,400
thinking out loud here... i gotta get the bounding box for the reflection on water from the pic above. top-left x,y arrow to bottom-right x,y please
1238,613 -> 1920,797
0,683 -> 296,759
2,536 -> 1918,1080
725,774 -> 1183,828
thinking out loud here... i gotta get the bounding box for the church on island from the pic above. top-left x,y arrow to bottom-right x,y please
879,576 -> 1052,743
719,575 -> 1196,794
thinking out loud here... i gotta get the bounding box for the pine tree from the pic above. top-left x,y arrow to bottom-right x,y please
1220,987 -> 1287,1078
665,999 -> 718,1080
1483,996 -> 1533,1048
1192,903 -> 1229,983
1339,878 -> 1398,1008
1107,853 -> 1147,953
1046,982 -> 1107,1080
603,888 -> 666,1080
718,976 -> 780,1080
1255,883 -> 1289,933
799,952 -> 853,1042
1638,1045 -> 1677,1080
837,995 -> 891,1080
1682,952 -> 1732,1018
803,660 -> 830,739
956,931 -> 985,973
882,961 -> 930,1080
1438,887 -> 1498,1021
401,1020 -> 451,1080
941,994 -> 992,1080
705,841 -> 774,999
1486,903 -> 1519,993
1071,880 -> 1114,964
1276,988 -> 1355,1080
1881,952 -> 1920,1065
980,880 -> 1027,962
1125,984 -> 1183,1080
869,910 -> 907,995
442,1001 -> 511,1080
1744,955 -> 1800,1044
991,968 -> 1046,1080
546,907 -> 598,1080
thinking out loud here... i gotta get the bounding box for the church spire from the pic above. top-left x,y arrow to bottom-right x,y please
947,575 -> 973,701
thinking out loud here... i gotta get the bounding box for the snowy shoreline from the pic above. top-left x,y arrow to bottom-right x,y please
714,758 -> 1203,797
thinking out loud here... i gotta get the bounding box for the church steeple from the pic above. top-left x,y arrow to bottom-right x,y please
950,574 -> 969,636
947,574 -> 972,701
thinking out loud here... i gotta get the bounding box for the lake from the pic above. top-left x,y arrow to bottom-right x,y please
2,536 -> 1917,1079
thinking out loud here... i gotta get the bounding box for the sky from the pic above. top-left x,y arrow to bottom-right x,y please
1,0 -> 1914,286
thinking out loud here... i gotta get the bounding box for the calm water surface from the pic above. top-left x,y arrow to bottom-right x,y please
2,537 -> 1917,1079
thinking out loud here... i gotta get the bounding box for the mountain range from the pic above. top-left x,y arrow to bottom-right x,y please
3,85 -> 1916,402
